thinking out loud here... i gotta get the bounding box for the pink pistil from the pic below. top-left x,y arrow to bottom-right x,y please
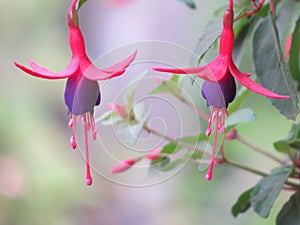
83,113 -> 92,186
68,112 -> 98,185
205,107 -> 227,181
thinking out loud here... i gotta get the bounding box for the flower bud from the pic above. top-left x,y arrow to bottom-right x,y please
146,146 -> 163,161
109,159 -> 136,174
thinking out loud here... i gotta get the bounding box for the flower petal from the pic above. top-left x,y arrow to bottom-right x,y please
83,64 -> 125,81
14,57 -> 79,80
153,54 -> 228,82
103,50 -> 137,73
64,76 -> 101,115
83,51 -> 136,81
229,62 -> 290,99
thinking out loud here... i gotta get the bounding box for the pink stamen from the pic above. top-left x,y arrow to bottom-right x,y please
205,107 -> 228,181
69,112 -> 98,185
69,115 -> 77,149
206,107 -> 217,137
83,113 -> 92,186
68,118 -> 73,128
90,114 -> 98,140
206,127 -> 212,136
70,135 -> 76,149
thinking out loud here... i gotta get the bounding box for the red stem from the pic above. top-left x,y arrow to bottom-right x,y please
270,0 -> 275,17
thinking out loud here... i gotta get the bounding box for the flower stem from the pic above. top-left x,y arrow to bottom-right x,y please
229,0 -> 233,9
270,0 -> 275,17
234,0 -> 265,21
235,134 -> 283,164
143,124 -> 207,156
226,159 -> 298,187
142,122 -> 297,187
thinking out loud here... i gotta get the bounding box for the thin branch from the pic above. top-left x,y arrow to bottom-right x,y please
234,0 -> 265,21
142,123 -> 299,187
235,134 -> 283,164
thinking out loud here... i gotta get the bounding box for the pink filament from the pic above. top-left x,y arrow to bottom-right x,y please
83,114 -> 92,186
69,115 -> 77,149
205,107 -> 227,181
68,112 -> 98,185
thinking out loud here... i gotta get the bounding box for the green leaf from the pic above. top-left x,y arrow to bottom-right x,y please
273,140 -> 290,154
274,123 -> 300,154
150,74 -> 185,95
191,17 -> 223,66
227,87 -> 251,114
125,70 -> 149,110
97,111 -> 124,126
276,192 -> 300,225
132,102 -> 145,121
177,0 -> 196,9
76,0 -> 87,11
289,139 -> 300,150
151,133 -> 208,169
160,159 -> 182,171
257,3 -> 269,18
251,164 -> 292,218
289,15 -> 300,83
232,17 -> 251,64
118,108 -> 151,145
225,108 -> 256,128
252,13 -> 299,120
232,188 -> 253,218
276,0 -> 300,83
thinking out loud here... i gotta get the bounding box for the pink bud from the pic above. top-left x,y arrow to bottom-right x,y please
109,159 -> 136,174
108,103 -> 127,117
156,78 -> 164,84
285,34 -> 292,61
206,127 -> 212,136
146,146 -> 163,161
225,128 -> 237,140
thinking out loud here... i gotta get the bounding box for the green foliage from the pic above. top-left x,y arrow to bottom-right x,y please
192,17 -> 222,66
150,133 -> 209,171
231,188 -> 253,217
118,105 -> 151,145
251,165 -> 292,218
274,123 -> 300,158
97,111 -> 124,126
225,108 -> 256,129
150,74 -> 185,95
288,7 -> 300,83
177,0 -> 196,9
253,13 -> 299,120
76,0 -> 87,11
276,192 -> 300,225
227,87 -> 251,114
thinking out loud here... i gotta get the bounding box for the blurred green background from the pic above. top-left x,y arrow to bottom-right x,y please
0,0 -> 294,224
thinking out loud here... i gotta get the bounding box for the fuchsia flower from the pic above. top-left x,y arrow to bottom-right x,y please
14,0 -> 136,185
153,3 -> 289,180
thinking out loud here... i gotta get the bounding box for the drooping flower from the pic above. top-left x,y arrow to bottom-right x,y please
153,3 -> 289,180
14,0 -> 137,185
